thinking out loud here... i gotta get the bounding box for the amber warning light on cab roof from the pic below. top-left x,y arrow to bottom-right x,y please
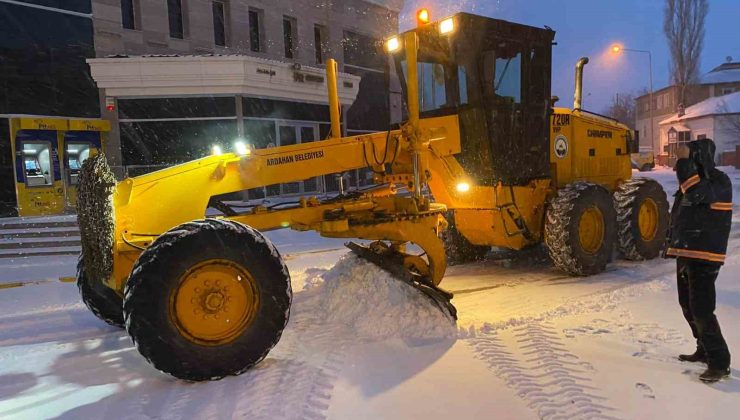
416,8 -> 430,26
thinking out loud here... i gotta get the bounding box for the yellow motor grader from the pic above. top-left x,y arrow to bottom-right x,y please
76,12 -> 669,381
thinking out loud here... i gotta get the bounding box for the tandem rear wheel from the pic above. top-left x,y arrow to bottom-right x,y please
123,219 -> 292,381
614,178 -> 669,260
545,183 -> 617,276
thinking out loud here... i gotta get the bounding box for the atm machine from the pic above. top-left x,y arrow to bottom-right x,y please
10,118 -> 67,217
8,117 -> 109,217
62,120 -> 109,208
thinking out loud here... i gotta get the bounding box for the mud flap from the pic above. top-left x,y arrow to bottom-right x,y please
346,241 -> 457,320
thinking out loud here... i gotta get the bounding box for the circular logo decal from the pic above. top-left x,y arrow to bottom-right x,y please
554,135 -> 568,159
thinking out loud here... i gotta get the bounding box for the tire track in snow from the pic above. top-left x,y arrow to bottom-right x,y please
471,322 -> 620,420
222,292 -> 347,420
108,291 -> 349,420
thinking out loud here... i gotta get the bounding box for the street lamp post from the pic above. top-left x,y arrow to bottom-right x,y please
612,46 -> 655,158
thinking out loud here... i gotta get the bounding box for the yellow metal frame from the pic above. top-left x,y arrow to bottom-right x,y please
104,15 -> 641,292
109,113 -> 458,290
549,108 -> 632,190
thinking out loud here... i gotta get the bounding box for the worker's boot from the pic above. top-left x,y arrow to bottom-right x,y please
699,367 -> 731,383
678,348 -> 707,363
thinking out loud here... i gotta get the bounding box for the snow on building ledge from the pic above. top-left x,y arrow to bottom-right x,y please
660,91 -> 740,125
87,55 -> 361,106
700,62 -> 740,85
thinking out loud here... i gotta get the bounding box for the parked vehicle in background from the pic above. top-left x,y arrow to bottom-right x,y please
632,147 -> 655,171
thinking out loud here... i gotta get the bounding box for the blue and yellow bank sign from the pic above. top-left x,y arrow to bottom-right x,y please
9,117 -> 110,217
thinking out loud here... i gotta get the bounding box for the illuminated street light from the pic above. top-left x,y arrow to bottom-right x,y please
610,44 -> 655,157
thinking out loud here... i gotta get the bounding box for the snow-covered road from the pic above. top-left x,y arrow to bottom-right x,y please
1,167 -> 739,419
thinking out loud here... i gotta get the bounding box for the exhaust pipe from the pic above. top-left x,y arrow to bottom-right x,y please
573,57 -> 589,110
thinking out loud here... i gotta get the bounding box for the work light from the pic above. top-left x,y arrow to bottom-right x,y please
440,18 -> 455,34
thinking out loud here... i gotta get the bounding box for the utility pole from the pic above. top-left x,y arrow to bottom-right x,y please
612,46 -> 655,154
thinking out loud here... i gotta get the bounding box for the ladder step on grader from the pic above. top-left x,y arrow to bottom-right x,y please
76,11 -> 668,381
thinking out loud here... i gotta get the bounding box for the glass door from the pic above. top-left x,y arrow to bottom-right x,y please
279,125 -> 300,195
274,122 -> 320,196
300,126 -> 319,193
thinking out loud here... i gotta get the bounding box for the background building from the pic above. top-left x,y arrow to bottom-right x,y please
659,91 -> 740,167
91,0 -> 402,197
636,60 -> 740,164
1,0 -> 403,214
0,0 -> 101,216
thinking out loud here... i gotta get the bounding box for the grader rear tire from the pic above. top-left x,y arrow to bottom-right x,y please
123,219 -> 292,381
77,256 -> 124,328
614,178 -> 669,260
442,212 -> 489,266
545,183 -> 617,276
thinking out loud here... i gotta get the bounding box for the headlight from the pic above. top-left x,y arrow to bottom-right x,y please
386,36 -> 401,53
440,18 -> 455,35
456,182 -> 470,193
211,145 -> 222,156
234,141 -> 251,156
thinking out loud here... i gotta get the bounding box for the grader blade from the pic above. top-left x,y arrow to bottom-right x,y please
346,241 -> 457,320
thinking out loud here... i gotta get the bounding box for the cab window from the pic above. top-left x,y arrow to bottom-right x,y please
482,47 -> 523,104
400,60 -> 467,115
495,52 -> 522,102
22,142 -> 52,187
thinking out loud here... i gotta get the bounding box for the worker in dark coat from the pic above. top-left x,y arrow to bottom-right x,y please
665,138 -> 733,383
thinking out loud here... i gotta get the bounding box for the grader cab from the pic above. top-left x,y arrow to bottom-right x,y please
76,12 -> 669,381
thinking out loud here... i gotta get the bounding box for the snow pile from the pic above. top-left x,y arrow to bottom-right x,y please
297,267 -> 329,290
317,254 -> 456,341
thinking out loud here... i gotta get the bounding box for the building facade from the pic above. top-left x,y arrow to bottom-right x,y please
1,0 -> 403,214
636,61 -> 740,164
659,91 -> 740,167
0,0 -> 101,215
90,0 -> 402,196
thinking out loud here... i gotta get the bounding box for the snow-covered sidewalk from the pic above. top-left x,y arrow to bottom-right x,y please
0,167 -> 738,419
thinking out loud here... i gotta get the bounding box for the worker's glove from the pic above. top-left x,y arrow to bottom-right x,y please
675,158 -> 697,184
689,143 -> 713,180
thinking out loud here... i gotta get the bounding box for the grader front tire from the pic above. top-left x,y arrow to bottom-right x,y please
123,219 -> 292,381
614,178 -> 669,260
545,183 -> 617,276
76,256 -> 124,328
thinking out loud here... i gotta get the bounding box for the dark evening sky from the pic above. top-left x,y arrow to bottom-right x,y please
401,0 -> 740,112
